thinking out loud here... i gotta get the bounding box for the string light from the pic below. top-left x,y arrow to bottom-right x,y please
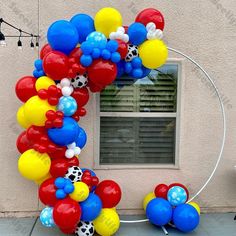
0,18 -> 40,49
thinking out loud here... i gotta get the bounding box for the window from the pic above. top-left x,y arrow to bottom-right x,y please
95,62 -> 181,168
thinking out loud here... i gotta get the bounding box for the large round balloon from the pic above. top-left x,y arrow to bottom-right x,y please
53,198 -> 81,229
48,117 -> 79,146
40,207 -> 55,228
24,96 -> 56,126
167,186 -> 187,206
71,87 -> 89,107
75,126 -> 87,149
17,105 -> 31,129
143,192 -> 156,211
47,20 -> 79,54
18,149 -> 51,181
169,183 -> 189,200
94,7 -> 122,38
71,14 -> 95,43
16,131 -> 32,153
15,76 -> 37,102
57,96 -> 77,116
173,204 -> 200,233
146,198 -> 172,226
80,193 -> 102,221
39,178 -> 58,206
135,8 -> 165,31
35,76 -> 55,91
139,39 -> 168,69
95,180 -> 122,208
43,51 -> 70,81
88,59 -> 117,88
40,43 -> 53,59
154,184 -> 169,199
93,208 -> 120,236
128,22 -> 147,46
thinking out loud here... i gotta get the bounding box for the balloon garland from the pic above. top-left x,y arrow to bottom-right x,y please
15,7 -> 200,235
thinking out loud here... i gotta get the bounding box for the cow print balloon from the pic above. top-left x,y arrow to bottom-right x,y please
125,44 -> 139,62
64,166 -> 83,183
75,221 -> 94,236
71,73 -> 88,88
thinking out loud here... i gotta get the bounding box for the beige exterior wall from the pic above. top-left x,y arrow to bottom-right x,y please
0,0 -> 235,216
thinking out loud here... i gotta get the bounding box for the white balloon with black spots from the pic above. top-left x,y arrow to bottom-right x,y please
64,166 -> 83,183
125,44 -> 139,62
75,221 -> 95,236
71,73 -> 88,88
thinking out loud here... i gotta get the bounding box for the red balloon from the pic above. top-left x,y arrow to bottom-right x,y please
88,80 -> 104,93
169,183 -> 189,200
88,59 -> 117,87
154,184 -> 169,199
116,39 -> 128,59
43,51 -> 70,80
53,198 -> 81,229
48,146 -> 67,159
123,26 -> 128,34
15,76 -> 37,102
67,157 -> 79,166
50,158 -> 69,178
69,47 -> 83,61
26,125 -> 46,142
71,87 -> 89,107
60,227 -> 76,234
16,131 -> 33,153
40,43 -> 53,59
135,8 -> 165,31
39,178 -> 58,206
95,180 -> 122,208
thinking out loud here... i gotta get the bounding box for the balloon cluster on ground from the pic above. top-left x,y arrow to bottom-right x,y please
144,183 -> 200,233
15,7 -> 170,236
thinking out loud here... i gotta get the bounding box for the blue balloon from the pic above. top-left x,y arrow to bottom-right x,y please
81,41 -> 93,55
125,62 -> 132,74
70,14 -> 95,44
87,32 -> 107,49
141,66 -> 151,77
116,61 -> 126,77
57,96 -> 77,116
40,207 -> 55,227
146,198 -> 172,226
47,20 -> 79,54
56,189 -> 66,199
132,68 -> 143,78
92,48 -> 101,59
106,40 -> 118,52
128,22 -> 147,46
80,193 -> 102,221
48,117 -> 79,146
34,59 -> 43,70
75,126 -> 87,149
101,49 -> 111,60
111,52 -> 121,63
80,54 -> 93,67
167,186 -> 187,206
64,183 -> 74,194
55,177 -> 66,189
173,204 -> 200,233
131,57 -> 142,68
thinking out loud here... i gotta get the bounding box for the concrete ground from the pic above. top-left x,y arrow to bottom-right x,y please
0,213 -> 235,236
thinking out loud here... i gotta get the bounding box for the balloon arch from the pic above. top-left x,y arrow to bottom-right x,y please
16,8 -> 201,236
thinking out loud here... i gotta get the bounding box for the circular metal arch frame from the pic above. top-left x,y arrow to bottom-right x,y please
120,46 -> 227,224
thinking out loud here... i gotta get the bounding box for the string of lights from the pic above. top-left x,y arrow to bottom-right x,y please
0,18 -> 40,49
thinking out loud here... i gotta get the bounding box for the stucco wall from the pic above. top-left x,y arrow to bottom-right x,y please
0,0 -> 235,216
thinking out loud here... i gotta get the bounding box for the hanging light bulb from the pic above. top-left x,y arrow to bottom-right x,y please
18,29 -> 22,50
0,18 -> 6,47
36,36 -> 39,48
30,34 -> 34,49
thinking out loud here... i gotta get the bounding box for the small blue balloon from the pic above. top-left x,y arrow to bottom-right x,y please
128,22 -> 147,46
64,183 -> 75,194
55,177 -> 66,189
48,117 -> 79,146
132,68 -> 143,78
75,126 -> 87,149
91,48 -> 101,59
125,62 -> 132,74
146,198 -> 172,226
81,41 -> 93,55
173,204 -> 200,233
111,52 -> 121,63
106,40 -> 118,52
33,70 -> 40,78
34,59 -> 43,70
70,14 -> 95,44
56,189 -> 67,199
167,186 -> 187,206
131,57 -> 142,68
57,96 -> 77,116
116,61 -> 126,77
47,20 -> 79,54
141,66 -> 151,77
101,49 -> 111,60
40,207 -> 55,228
80,193 -> 102,221
87,32 -> 107,49
80,54 -> 93,67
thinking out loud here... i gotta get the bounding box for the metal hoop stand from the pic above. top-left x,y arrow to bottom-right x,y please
119,47 -> 227,235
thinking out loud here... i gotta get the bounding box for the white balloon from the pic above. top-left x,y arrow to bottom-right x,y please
117,26 -> 125,33
62,86 -> 72,96
65,149 -> 75,159
154,29 -> 164,39
109,32 -> 116,40
61,78 -> 71,87
146,22 -> 156,32
116,31 -> 123,39
68,142 -> 76,149
147,31 -> 155,40
74,147 -> 81,155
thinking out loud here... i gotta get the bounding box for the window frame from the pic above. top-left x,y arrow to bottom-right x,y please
93,58 -> 184,170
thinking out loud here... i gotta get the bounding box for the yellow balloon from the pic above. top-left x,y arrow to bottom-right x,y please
95,7 -> 122,38
24,96 -> 55,126
16,105 -> 31,129
18,149 -> 51,181
188,202 -> 201,215
35,76 -> 55,91
35,173 -> 52,185
69,182 -> 89,202
143,192 -> 156,211
93,208 -> 120,236
139,39 -> 168,69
